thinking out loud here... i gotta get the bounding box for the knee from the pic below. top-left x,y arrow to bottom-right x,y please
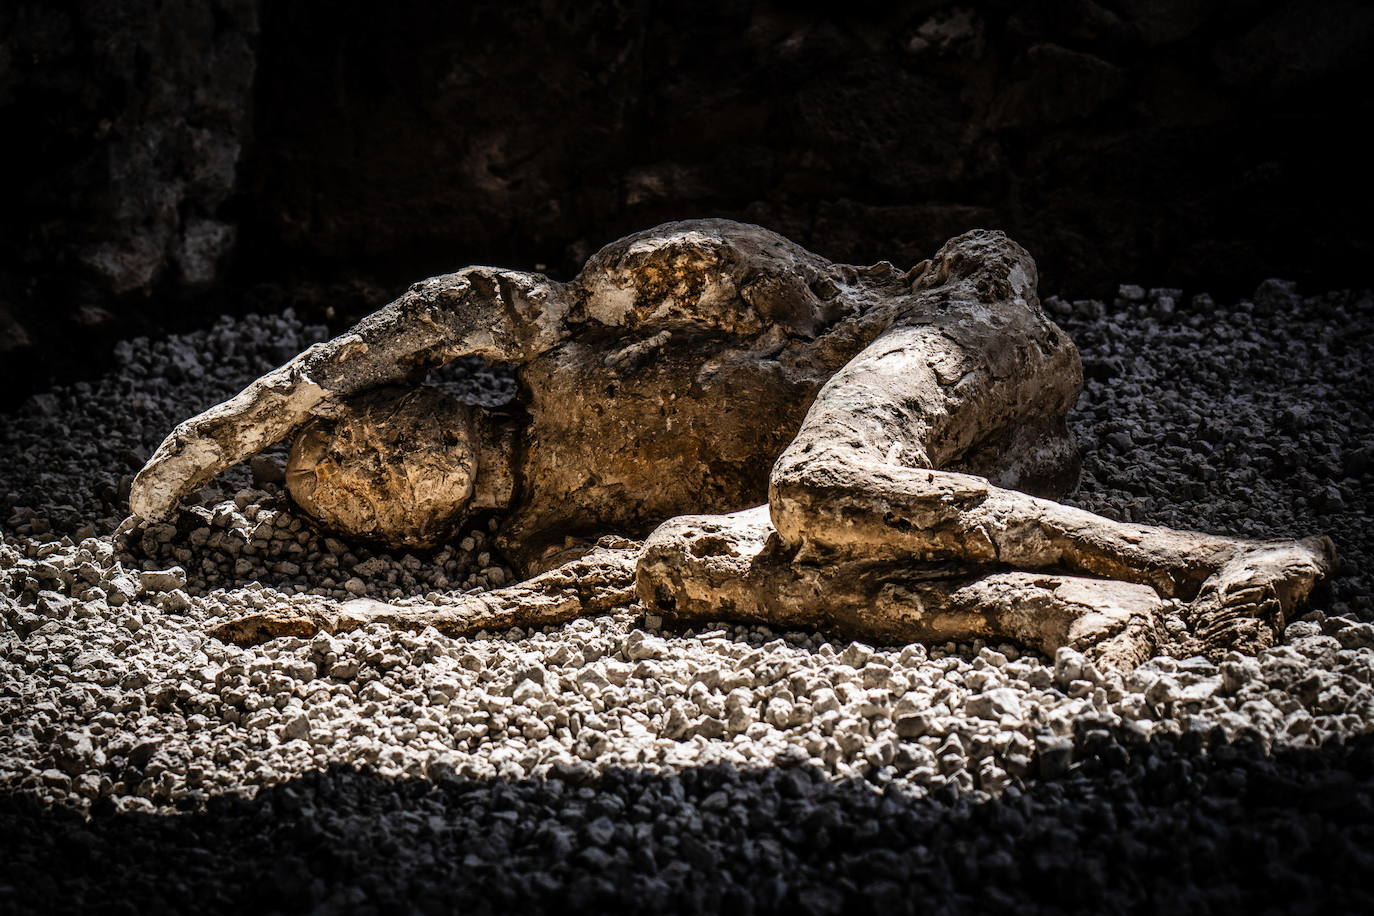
768,443 -> 990,560
766,440 -> 863,546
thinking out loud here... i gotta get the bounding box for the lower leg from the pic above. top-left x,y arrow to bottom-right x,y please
1181,541 -> 1334,658
638,507 -> 1168,670
209,541 -> 640,647
772,456 -> 1334,612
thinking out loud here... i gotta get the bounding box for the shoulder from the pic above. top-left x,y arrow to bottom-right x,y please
573,219 -> 891,339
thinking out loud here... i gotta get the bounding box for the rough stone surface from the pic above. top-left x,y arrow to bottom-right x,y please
0,276 -> 1371,912
0,0 -> 258,394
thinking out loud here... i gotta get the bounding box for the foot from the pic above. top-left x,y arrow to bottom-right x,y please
1185,536 -> 1336,658
207,602 -> 339,646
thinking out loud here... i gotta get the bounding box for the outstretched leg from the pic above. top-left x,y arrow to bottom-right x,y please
209,541 -> 640,647
637,507 -> 1167,671
762,231 -> 1334,661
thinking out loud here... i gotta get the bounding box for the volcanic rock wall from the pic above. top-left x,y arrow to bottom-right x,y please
0,0 -> 258,390
2,0 -> 1372,399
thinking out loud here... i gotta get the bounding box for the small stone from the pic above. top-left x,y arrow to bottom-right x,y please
138,567 -> 188,593
894,712 -> 931,738
157,589 -> 191,612
282,712 -> 311,741
1220,657 -> 1258,693
128,739 -> 161,769
512,679 -> 545,704
1285,621 -> 1322,641
250,455 -> 286,486
584,816 -> 615,848
329,659 -> 360,679
41,769 -> 71,790
1037,737 -> 1074,779
839,643 -> 873,668
1066,679 -> 1094,699
576,668 -> 610,695
625,631 -> 667,661
965,688 -> 1022,721
1336,623 -> 1374,650
764,697 -> 794,728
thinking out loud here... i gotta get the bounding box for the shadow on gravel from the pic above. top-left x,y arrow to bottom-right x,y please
2,732 -> 1372,916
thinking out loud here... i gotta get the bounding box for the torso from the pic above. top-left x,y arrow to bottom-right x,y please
496,317 -> 883,569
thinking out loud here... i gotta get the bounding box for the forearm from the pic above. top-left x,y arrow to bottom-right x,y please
131,267 -> 568,520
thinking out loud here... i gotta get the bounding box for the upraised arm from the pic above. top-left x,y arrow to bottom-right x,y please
130,267 -> 571,521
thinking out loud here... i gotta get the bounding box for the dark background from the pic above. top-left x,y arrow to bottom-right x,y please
2,0 -> 1372,403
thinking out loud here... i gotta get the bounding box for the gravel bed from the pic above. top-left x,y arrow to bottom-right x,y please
1,283 -> 1372,913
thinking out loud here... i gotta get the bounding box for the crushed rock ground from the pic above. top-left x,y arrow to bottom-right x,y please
0,281 -> 1371,914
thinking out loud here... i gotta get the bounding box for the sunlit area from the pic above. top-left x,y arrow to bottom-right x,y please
2,3 -> 1372,914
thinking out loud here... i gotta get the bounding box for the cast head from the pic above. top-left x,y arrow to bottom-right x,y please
286,385 -> 514,549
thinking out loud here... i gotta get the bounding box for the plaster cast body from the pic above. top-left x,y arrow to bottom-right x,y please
131,220 -> 1335,667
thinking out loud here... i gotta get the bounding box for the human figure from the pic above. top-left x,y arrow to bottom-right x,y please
130,220 -> 1334,666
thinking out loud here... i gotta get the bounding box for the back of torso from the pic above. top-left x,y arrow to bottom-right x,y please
498,318 -> 880,568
